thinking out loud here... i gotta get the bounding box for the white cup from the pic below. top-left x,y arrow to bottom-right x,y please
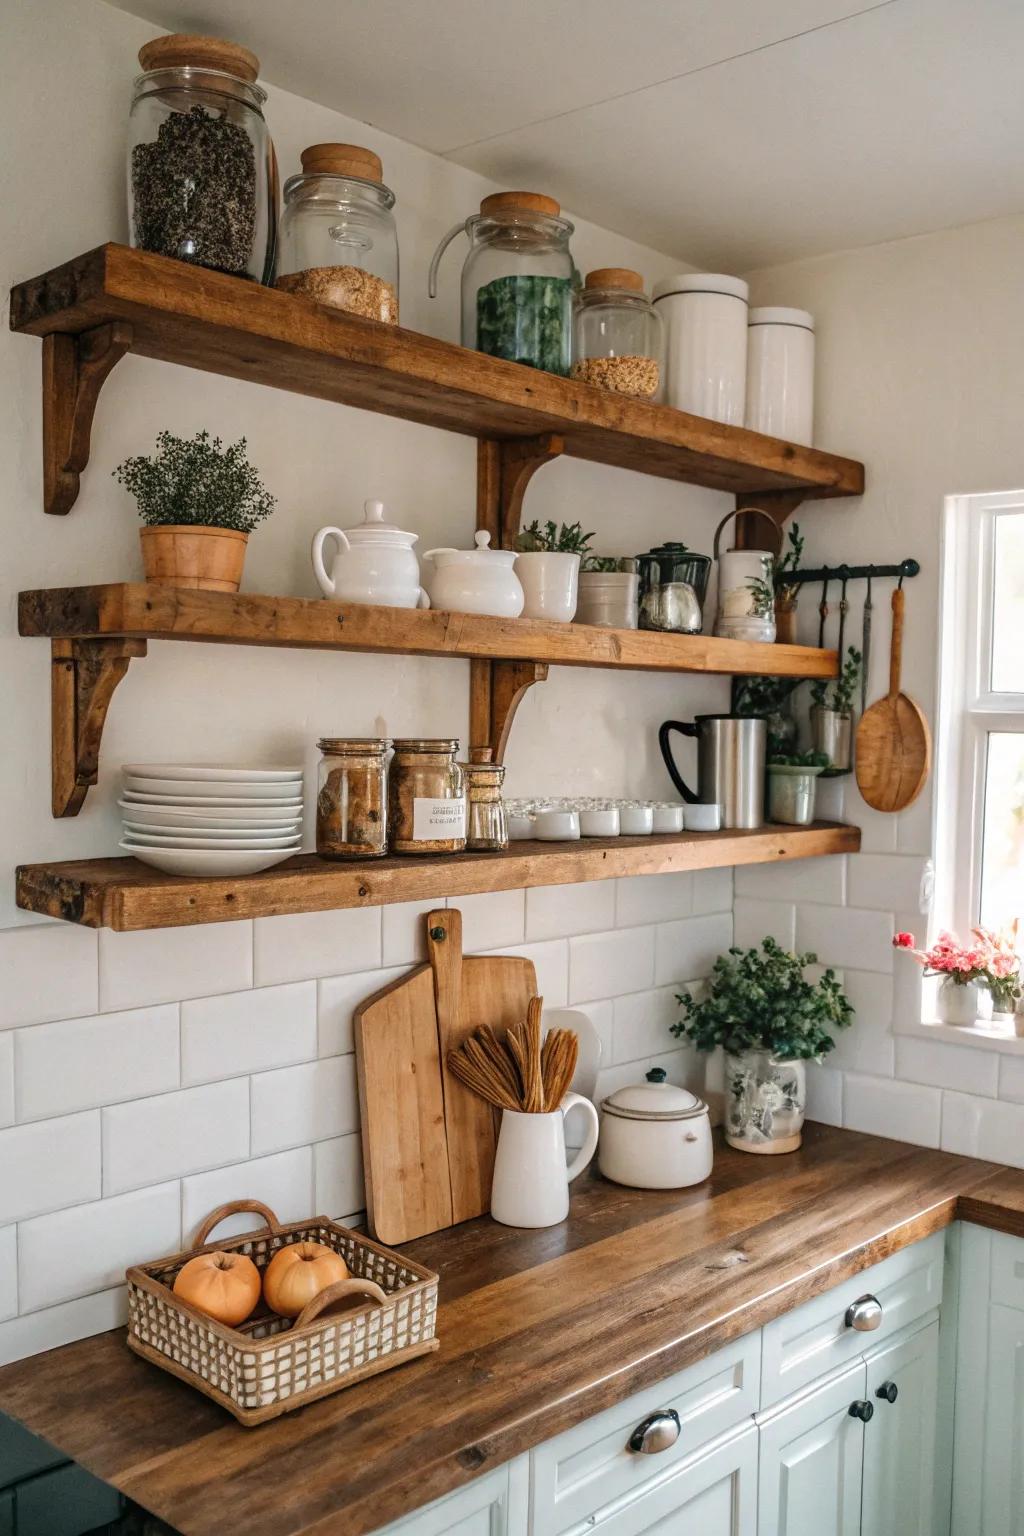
579,807 -> 620,837
619,804 -> 654,835
507,814 -> 535,841
651,803 -> 685,833
684,803 -> 722,832
534,809 -> 581,841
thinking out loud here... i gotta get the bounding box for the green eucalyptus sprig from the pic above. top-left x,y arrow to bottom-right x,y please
746,568 -> 776,618
810,646 -> 862,714
775,522 -> 805,584
113,430 -> 275,533
515,519 -> 595,556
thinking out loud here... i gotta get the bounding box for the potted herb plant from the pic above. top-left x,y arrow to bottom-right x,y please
773,522 -> 804,644
766,750 -> 830,825
673,937 -> 852,1154
577,555 -> 639,628
513,519 -> 594,622
809,645 -> 862,770
114,430 -> 275,592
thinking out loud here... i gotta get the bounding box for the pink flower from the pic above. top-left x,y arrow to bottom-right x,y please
893,932 -> 915,949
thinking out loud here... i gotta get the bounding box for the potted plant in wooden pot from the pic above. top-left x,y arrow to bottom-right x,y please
808,645 -> 862,771
672,937 -> 852,1154
114,430 -> 275,592
513,519 -> 594,622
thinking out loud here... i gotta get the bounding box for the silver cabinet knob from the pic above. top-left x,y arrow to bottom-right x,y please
845,1294 -> 883,1332
627,1409 -> 681,1454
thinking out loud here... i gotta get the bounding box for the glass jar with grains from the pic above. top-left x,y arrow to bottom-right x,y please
316,738 -> 389,860
276,144 -> 399,322
128,34 -> 276,283
462,748 -> 508,851
388,739 -> 466,855
572,269 -> 663,400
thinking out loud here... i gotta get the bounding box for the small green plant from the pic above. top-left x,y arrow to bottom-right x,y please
581,555 -> 625,573
672,936 -> 853,1061
113,430 -> 276,532
774,522 -> 805,589
810,645 -> 862,714
768,751 -> 830,768
515,519 -> 594,556
746,565 -> 776,618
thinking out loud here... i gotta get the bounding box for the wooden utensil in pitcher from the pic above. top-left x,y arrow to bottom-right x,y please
855,585 -> 931,811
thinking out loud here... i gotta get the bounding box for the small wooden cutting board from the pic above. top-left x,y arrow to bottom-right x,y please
355,907 -> 537,1244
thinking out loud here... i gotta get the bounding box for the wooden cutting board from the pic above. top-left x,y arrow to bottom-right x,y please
354,907 -> 537,1244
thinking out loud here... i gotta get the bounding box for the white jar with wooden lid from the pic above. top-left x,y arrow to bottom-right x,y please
277,144 -> 399,322
652,273 -> 749,424
745,307 -> 815,445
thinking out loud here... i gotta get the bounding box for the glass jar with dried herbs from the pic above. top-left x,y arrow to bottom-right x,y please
388,740 -> 466,855
277,144 -> 399,322
316,738 -> 389,859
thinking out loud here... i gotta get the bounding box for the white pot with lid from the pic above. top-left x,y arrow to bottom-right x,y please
745,306 -> 815,446
598,1067 -> 713,1190
652,273 -> 749,425
312,500 -> 429,609
421,530 -> 525,617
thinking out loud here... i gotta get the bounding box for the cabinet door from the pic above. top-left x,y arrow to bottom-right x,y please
861,1319 -> 939,1536
373,1458 -> 528,1536
758,1361 -> 866,1536
979,1304 -> 1024,1536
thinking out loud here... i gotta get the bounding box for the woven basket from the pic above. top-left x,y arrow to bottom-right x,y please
126,1200 -> 439,1425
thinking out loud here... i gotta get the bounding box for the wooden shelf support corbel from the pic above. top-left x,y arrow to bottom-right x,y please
51,636 -> 146,817
42,321 -> 133,515
734,491 -> 807,551
470,659 -> 549,765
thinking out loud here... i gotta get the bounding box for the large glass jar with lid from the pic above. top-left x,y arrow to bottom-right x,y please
429,192 -> 575,375
572,269 -> 664,400
315,738 -> 389,860
388,740 -> 466,855
127,34 -> 275,283
277,144 -> 399,323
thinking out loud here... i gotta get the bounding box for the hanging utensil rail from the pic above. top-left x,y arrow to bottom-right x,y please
779,558 -> 920,586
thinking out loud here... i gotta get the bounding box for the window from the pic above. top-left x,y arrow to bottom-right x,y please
936,492 -> 1024,939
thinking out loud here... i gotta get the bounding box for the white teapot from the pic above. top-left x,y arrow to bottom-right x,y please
421,531 -> 525,618
311,500 -> 429,609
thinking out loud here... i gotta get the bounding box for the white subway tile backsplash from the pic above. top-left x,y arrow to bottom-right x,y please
251,1056 -> 359,1155
847,855 -> 929,914
181,983 -> 316,1084
459,890 -> 525,952
99,923 -> 252,1011
691,868 -> 733,915
570,928 -> 655,1003
181,1148 -> 314,1243
733,898 -> 795,951
796,905 -> 895,973
318,968 -> 404,1057
489,940 -> 568,1005
0,1288 -> 126,1370
615,873 -> 693,929
16,1006 -> 180,1121
805,1064 -> 844,1127
998,1054 -> 1024,1105
851,798 -> 900,855
894,1035 -> 999,1097
0,1228 -> 16,1322
940,1090 -> 985,1158
843,1072 -> 941,1148
966,1096 -> 1024,1167
0,1114 -> 100,1224
526,882 -> 615,942
381,900 -> 438,966
253,907 -> 381,986
314,1134 -> 364,1218
0,1035 -> 12,1128
102,1081 -> 249,1195
654,913 -> 732,987
734,856 -> 846,905
612,986 -> 683,1064
831,970 -> 894,1076
0,925 -> 98,1029
18,1184 -> 181,1313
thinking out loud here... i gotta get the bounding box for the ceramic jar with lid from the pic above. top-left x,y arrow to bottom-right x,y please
315,738 -> 389,859
745,307 -> 815,446
388,739 -> 466,854
576,558 -> 639,629
572,269 -> 663,399
712,509 -> 779,643
421,531 -> 525,617
277,143 -> 399,323
462,748 -> 508,851
598,1068 -> 713,1189
636,543 -> 711,634
652,274 -> 749,424
429,191 -> 576,375
311,500 -> 429,609
128,34 -> 276,283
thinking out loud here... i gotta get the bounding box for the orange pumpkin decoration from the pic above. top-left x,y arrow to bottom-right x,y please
262,1241 -> 350,1318
172,1250 -> 261,1326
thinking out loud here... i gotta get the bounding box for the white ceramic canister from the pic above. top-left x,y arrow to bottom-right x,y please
745,307 -> 815,446
490,1092 -> 599,1228
312,500 -> 429,609
514,551 -> 580,622
652,273 -> 749,425
598,1068 -> 713,1190
712,508 -> 778,642
421,530 -> 525,617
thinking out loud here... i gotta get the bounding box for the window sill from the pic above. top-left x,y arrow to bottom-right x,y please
896,1016 -> 1024,1053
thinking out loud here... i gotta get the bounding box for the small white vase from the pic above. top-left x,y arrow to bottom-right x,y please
514,551 -> 580,622
490,1092 -> 599,1228
723,1050 -> 806,1154
936,977 -> 981,1027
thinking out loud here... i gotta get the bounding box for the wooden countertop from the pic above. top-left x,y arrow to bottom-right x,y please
0,1123 -> 1020,1536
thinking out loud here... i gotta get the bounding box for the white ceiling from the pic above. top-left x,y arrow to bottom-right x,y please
110,0 -> 1024,269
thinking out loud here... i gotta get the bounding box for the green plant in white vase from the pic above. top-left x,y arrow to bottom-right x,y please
513,520 -> 595,622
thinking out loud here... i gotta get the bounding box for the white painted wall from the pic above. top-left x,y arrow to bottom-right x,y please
0,0 -> 736,1363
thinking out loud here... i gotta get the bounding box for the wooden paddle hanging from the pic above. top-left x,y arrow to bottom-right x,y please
855,583 -> 931,812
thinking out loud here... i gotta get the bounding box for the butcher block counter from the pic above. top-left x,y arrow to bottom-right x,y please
2,1122 -> 1023,1536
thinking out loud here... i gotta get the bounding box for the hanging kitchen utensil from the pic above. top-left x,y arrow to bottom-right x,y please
855,584 -> 931,811
817,574 -> 831,649
712,508 -> 781,642
836,574 -> 850,669
861,574 -> 873,715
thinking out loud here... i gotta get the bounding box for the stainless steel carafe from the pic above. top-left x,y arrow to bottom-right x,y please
659,715 -> 766,829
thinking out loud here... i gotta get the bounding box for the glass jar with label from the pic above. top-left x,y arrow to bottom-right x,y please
316,738 -> 389,859
388,739 -> 466,854
463,748 -> 508,851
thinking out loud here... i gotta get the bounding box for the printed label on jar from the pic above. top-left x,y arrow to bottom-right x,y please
412,798 -> 467,841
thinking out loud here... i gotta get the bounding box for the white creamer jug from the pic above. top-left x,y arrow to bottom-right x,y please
312,500 -> 429,609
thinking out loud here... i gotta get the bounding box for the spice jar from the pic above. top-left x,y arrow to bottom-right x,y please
128,34 -> 276,283
388,740 -> 466,855
463,748 -> 508,851
429,192 -> 575,375
572,270 -> 663,399
277,144 -> 399,322
316,738 -> 389,859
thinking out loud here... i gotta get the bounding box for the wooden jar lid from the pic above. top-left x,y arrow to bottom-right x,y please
585,268 -> 644,292
300,143 -> 384,184
138,34 -> 260,83
480,191 -> 561,219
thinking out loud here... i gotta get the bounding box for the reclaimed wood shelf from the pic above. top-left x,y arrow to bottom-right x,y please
17,824 -> 859,931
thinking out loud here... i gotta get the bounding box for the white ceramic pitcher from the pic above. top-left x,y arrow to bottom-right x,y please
490,1091 -> 599,1229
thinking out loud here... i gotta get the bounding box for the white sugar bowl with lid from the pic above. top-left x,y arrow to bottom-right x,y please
421,531 -> 525,618
598,1067 -> 713,1189
312,500 -> 429,609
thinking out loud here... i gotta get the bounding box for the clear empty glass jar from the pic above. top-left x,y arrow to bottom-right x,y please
572,269 -> 663,399
277,143 -> 399,323
128,34 -> 275,283
388,739 -> 466,855
463,748 -> 508,851
316,738 -> 389,859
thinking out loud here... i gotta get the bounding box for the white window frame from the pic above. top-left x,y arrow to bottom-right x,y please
934,490 -> 1024,941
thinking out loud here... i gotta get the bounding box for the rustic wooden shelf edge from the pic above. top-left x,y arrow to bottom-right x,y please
16,824 -> 861,931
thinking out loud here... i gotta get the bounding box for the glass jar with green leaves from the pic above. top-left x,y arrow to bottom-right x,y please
672,937 -> 852,1153
809,645 -> 862,771
513,520 -> 594,623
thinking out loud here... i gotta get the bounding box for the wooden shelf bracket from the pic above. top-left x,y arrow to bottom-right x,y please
43,321 -> 132,516
735,491 -> 808,550
51,637 -> 146,817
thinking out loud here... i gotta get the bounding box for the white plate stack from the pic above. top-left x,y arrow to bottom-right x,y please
119,765 -> 304,876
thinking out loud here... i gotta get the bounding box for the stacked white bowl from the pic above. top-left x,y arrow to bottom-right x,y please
119,764 -> 304,876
